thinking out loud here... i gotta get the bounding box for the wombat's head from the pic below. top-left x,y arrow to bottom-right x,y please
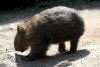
14,24 -> 29,52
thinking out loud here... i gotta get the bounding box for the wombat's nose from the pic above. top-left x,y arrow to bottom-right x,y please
14,45 -> 24,52
20,50 -> 25,52
15,48 -> 25,52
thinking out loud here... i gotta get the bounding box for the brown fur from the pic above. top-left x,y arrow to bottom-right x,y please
14,6 -> 84,61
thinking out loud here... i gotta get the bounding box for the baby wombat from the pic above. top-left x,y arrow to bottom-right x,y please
14,6 -> 84,61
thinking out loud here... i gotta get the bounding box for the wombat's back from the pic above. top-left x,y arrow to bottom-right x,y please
31,6 -> 84,43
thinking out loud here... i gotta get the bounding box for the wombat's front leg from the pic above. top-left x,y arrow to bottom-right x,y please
67,38 -> 79,54
21,42 -> 49,61
58,42 -> 66,52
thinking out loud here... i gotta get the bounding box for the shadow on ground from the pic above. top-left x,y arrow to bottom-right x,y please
15,49 -> 90,67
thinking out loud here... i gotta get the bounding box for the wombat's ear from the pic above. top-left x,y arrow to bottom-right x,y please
17,24 -> 26,33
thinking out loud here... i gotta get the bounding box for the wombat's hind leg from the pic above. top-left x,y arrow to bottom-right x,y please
58,42 -> 66,53
67,38 -> 79,54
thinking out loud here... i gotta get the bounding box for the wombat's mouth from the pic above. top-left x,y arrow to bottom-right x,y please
14,45 -> 28,52
15,48 -> 25,52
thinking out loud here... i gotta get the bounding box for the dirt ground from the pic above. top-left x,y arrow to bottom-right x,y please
0,1 -> 100,67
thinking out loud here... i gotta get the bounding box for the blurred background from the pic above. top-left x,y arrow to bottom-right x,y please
0,0 -> 99,10
0,0 -> 100,23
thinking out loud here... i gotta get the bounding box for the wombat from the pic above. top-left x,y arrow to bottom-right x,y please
14,6 -> 84,61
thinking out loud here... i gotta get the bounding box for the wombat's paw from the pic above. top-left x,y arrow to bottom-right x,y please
21,55 -> 37,61
21,55 -> 47,61
66,51 -> 76,54
58,49 -> 66,53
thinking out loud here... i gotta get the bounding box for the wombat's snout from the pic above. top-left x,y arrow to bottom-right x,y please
14,43 -> 26,52
15,47 -> 25,52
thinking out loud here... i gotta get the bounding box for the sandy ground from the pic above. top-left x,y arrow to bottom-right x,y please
0,2 -> 100,67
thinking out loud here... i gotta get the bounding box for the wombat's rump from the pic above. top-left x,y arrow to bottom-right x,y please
14,6 -> 84,61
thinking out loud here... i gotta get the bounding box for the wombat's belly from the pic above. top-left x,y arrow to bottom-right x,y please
44,25 -> 74,43
41,23 -> 83,44
49,35 -> 70,44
